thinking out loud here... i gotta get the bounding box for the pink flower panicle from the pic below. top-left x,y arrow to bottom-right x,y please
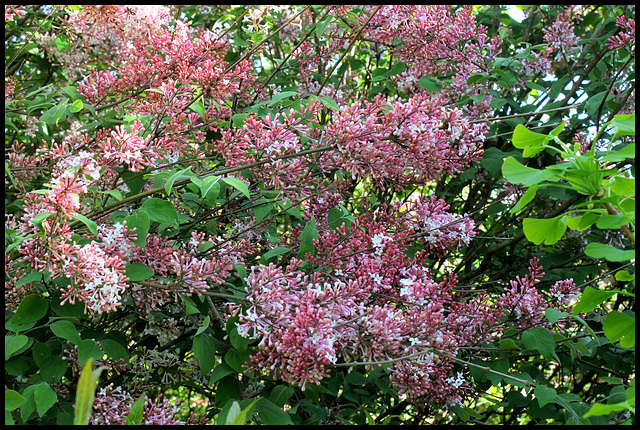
90,385 -> 183,425
607,16 -> 635,55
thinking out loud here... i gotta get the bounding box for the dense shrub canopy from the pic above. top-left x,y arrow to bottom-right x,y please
5,5 -> 635,425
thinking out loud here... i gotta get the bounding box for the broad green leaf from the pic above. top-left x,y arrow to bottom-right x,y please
72,214 -> 98,235
418,76 -> 442,92
34,383 -> 57,417
502,156 -> 561,186
10,294 -> 48,325
565,212 -> 600,231
269,385 -> 295,408
607,176 -> 635,197
261,246 -> 292,262
5,390 -> 26,411
602,143 -> 635,162
73,357 -> 107,425
210,363 -> 235,384
193,334 -> 216,376
603,311 -> 635,347
584,400 -> 633,417
140,198 -> 179,227
509,184 -> 539,213
609,114 -> 635,140
164,166 -> 193,196
497,338 -> 520,350
255,397 -> 294,425
14,272 -> 43,286
231,113 -> 250,128
189,98 -> 205,117
523,215 -> 567,245
222,177 -> 250,199
125,393 -> 146,425
30,211 -> 55,233
78,339 -> 104,367
545,308 -> 570,324
297,216 -> 319,259
315,15 -> 335,38
70,99 -> 83,113
200,176 -> 221,204
50,320 -> 83,345
572,286 -> 618,315
195,316 -> 211,337
5,335 -> 29,360
99,339 -> 129,361
228,399 -> 258,425
182,294 -> 201,315
534,385 -> 557,407
522,327 -> 555,359
125,262 -> 154,282
596,213 -> 633,229
39,355 -> 68,384
319,96 -> 339,111
584,242 -> 635,262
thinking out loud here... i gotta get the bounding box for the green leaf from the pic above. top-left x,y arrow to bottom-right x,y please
70,99 -> 83,113
78,339 -> 104,367
10,294 -> 48,325
534,385 -> 557,407
14,272 -> 43,286
261,246 -> 292,262
584,242 -> 635,262
417,76 -> 442,92
140,198 -> 179,227
30,211 -> 55,233
39,356 -> 68,384
565,212 -> 600,231
200,176 -> 221,204
193,334 -> 216,376
573,286 -> 618,315
231,113 -> 250,128
603,143 -> 635,162
72,214 -> 98,235
73,357 -> 106,425
125,262 -> 154,282
269,385 -> 295,408
297,216 -> 319,259
315,15 -> 335,38
603,311 -> 635,347
255,397 -> 294,425
210,363 -> 235,384
34,383 -> 57,417
509,184 -> 539,213
5,335 -> 29,360
584,400 -> 634,417
523,215 -> 567,245
50,320 -> 83,345
125,393 -> 146,425
512,124 -> 550,150
221,177 -> 250,199
607,176 -> 635,197
502,156 -> 561,186
164,167 -> 192,196
189,98 -> 205,117
609,114 -> 635,140
521,327 -> 555,359
125,209 -> 150,248
195,316 -> 211,337
226,399 -> 258,425
99,339 -> 129,361
545,308 -> 570,324
182,294 -> 201,315
319,96 -> 339,111
5,390 -> 26,411
586,91 -> 607,118
497,338 -> 520,350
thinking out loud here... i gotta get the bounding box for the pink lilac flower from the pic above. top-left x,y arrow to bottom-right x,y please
90,385 -> 182,425
606,16 -> 635,55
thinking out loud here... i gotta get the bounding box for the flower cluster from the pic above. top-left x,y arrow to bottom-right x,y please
607,16 -> 635,55
91,385 -> 182,425
542,8 -> 582,62
323,92 -> 486,188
